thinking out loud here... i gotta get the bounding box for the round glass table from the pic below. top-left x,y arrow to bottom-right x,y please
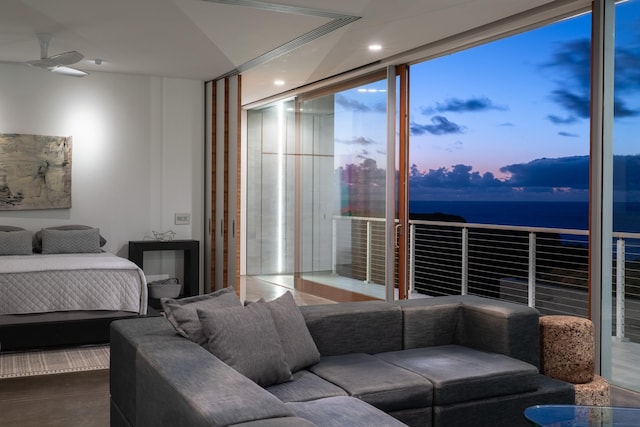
525,405 -> 640,427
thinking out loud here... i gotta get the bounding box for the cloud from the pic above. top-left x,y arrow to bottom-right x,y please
335,136 -> 376,145
372,102 -> 386,113
544,39 -> 591,91
340,155 -> 640,202
356,151 -> 370,159
421,97 -> 507,115
558,131 -> 579,137
613,98 -> 640,118
547,114 -> 578,125
411,116 -> 464,136
500,156 -> 589,189
335,94 -> 385,113
409,163 -> 504,189
550,89 -> 590,119
545,38 -> 640,120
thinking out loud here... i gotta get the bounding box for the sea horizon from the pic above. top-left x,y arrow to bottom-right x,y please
409,200 -> 640,234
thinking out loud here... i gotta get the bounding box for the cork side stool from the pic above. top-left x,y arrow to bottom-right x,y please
539,315 -> 610,406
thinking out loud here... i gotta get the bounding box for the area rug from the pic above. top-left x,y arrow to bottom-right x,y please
0,345 -> 110,379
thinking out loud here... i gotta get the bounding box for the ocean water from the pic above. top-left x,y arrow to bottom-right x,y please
409,200 -> 640,234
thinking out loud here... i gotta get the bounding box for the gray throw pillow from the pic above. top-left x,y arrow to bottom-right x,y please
40,228 -> 102,254
0,230 -> 33,255
161,287 -> 241,344
265,291 -> 320,372
197,303 -> 293,387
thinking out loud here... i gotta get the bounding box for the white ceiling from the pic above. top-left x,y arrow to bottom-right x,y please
0,0 -> 570,104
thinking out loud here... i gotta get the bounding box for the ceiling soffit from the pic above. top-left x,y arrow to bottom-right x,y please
200,0 -> 360,78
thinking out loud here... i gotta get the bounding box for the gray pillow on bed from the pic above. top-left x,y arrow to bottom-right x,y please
34,225 -> 107,253
0,226 -> 25,232
0,229 -> 33,255
41,228 -> 102,254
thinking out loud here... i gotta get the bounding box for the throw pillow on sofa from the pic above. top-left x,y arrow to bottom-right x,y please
161,287 -> 242,344
265,291 -> 320,373
197,303 -> 293,387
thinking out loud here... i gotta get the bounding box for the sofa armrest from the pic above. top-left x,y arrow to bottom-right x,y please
457,295 -> 540,368
110,316 -> 179,426
135,340 -> 294,427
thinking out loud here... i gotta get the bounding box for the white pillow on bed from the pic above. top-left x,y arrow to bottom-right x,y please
0,229 -> 33,255
41,228 -> 103,254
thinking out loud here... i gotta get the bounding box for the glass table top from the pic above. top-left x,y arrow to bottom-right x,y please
525,405 -> 640,427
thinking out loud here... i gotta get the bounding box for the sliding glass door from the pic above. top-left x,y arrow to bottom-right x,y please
609,0 -> 640,392
246,73 -> 392,301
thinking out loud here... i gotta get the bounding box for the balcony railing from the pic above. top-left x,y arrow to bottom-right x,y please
332,216 -> 640,343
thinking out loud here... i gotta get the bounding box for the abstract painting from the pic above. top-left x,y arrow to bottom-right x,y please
0,133 -> 72,210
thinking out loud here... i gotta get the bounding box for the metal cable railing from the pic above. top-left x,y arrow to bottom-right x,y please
332,216 -> 640,343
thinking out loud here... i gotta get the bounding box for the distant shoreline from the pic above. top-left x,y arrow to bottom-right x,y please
409,200 -> 640,233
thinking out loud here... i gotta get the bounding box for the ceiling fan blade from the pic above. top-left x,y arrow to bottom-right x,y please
49,51 -> 84,66
26,58 -> 57,69
50,65 -> 89,77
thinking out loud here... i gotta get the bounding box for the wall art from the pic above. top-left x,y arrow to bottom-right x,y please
0,133 -> 72,210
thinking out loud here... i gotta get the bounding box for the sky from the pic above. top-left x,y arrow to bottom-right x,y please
332,0 -> 640,203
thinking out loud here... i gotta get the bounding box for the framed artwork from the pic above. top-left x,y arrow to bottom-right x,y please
0,133 -> 72,210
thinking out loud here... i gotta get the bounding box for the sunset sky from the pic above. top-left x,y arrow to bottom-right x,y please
333,0 -> 640,202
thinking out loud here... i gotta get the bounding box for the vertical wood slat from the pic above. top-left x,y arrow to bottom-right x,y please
236,75 -> 242,288
209,82 -> 217,293
210,76 -> 242,295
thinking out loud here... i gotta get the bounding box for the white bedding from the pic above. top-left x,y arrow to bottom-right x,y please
0,253 -> 147,315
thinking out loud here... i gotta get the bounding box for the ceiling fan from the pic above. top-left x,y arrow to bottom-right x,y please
25,33 -> 88,77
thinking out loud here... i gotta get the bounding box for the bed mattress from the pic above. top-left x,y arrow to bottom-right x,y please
0,253 -> 147,315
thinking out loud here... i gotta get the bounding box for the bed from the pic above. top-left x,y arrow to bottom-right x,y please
0,253 -> 148,316
0,226 -> 151,351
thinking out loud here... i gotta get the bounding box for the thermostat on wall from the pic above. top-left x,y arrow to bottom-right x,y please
175,213 -> 191,225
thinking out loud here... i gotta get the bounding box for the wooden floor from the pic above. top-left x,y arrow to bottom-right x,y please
0,370 -> 109,427
0,277 -> 637,427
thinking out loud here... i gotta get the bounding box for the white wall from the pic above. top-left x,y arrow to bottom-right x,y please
0,63 -> 204,287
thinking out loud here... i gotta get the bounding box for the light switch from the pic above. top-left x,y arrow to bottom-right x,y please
175,213 -> 191,225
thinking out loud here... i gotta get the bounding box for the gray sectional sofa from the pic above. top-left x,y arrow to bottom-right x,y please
110,291 -> 574,427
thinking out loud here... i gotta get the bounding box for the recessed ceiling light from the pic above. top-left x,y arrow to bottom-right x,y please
274,79 -> 285,86
369,44 -> 382,51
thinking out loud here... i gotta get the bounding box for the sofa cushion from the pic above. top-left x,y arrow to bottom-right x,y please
266,369 -> 348,403
300,301 -> 403,356
161,287 -> 242,344
198,302 -> 293,386
376,344 -> 539,406
395,298 -> 462,348
432,375 -> 574,427
230,417 -> 318,426
265,291 -> 321,372
287,396 -> 408,427
309,353 -> 432,412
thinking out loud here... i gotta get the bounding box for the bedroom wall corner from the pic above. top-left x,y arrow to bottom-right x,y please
0,64 -> 205,292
